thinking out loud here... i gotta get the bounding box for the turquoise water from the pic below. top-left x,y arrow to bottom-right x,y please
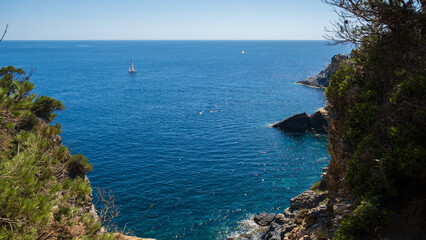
0,41 -> 349,239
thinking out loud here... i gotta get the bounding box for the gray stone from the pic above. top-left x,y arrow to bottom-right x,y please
290,190 -> 327,210
282,223 -> 296,234
283,208 -> 293,218
263,222 -> 283,240
254,212 -> 276,226
274,214 -> 286,225
333,202 -> 352,215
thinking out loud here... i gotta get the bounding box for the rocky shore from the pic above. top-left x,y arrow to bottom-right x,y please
232,167 -> 353,240
231,105 -> 355,240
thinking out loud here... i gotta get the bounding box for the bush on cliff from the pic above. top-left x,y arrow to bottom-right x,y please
32,95 -> 65,122
336,199 -> 384,240
0,66 -> 115,239
323,0 -> 425,238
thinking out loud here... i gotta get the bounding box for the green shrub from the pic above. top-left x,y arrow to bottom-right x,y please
336,199 -> 384,239
82,213 -> 101,235
54,205 -> 72,222
16,112 -> 39,130
67,154 -> 93,178
62,177 -> 92,198
31,95 -> 65,122
52,145 -> 69,163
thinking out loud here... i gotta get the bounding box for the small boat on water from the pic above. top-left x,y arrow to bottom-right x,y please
241,50 -> 245,55
128,59 -> 137,73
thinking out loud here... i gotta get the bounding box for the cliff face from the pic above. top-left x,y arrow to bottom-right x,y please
321,106 -> 351,200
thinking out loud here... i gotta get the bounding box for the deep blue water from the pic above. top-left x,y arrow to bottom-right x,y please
0,41 -> 350,239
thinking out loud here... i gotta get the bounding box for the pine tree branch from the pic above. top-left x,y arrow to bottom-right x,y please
0,24 -> 8,42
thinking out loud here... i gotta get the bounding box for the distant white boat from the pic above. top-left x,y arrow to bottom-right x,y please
242,50 -> 245,55
128,59 -> 137,73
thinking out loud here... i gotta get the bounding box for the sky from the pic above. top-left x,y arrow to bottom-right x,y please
1,0 -> 338,40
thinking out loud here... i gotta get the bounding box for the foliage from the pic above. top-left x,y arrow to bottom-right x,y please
67,153 -> 93,178
0,66 -> 36,115
323,0 -> 426,238
336,199 -> 385,240
0,66 -> 112,239
314,226 -> 330,240
31,95 -> 65,122
322,0 -> 425,47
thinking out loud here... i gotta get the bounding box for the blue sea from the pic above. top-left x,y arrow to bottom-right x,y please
0,41 -> 350,239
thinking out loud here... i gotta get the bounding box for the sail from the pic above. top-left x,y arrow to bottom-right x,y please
129,59 -> 136,73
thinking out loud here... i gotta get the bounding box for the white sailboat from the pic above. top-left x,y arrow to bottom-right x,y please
241,50 -> 245,55
128,59 -> 137,73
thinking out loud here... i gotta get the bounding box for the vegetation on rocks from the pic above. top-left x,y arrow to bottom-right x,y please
323,0 -> 425,238
0,66 -> 117,239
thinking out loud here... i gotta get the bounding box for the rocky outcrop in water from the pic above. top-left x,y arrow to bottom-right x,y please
271,109 -> 328,134
271,113 -> 310,133
297,54 -> 347,89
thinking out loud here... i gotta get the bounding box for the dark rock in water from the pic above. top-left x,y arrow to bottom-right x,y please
297,54 -> 348,88
308,111 -> 328,134
254,212 -> 276,226
270,113 -> 310,133
271,110 -> 328,134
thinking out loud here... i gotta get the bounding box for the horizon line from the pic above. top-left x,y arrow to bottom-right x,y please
2,39 -> 328,41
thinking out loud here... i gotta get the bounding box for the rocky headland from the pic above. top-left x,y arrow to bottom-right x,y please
296,55 -> 347,89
